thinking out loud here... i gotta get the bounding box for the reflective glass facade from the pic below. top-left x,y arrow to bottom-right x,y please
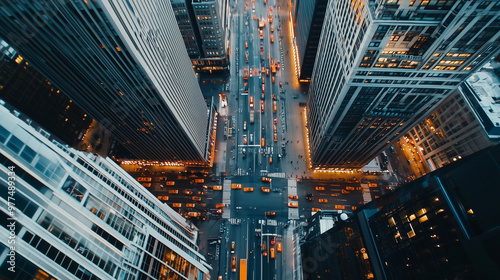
0,0 -> 210,164
301,143 -> 500,279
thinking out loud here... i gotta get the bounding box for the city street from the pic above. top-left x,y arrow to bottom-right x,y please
122,1 -> 436,280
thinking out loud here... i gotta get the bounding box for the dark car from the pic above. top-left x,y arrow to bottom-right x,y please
306,193 -> 314,201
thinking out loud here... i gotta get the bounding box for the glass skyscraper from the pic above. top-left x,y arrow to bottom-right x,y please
0,103 -> 210,279
307,0 -> 500,168
0,0 -> 210,164
301,143 -> 500,279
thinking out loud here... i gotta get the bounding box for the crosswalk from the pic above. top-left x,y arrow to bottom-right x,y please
267,172 -> 286,178
258,219 -> 278,226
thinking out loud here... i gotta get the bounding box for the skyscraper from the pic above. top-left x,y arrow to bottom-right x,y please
294,0 -> 328,83
307,0 -> 500,168
0,104 -> 210,279
0,1 -> 210,164
170,0 -> 229,73
301,143 -> 500,279
0,40 -> 92,147
404,61 -> 500,170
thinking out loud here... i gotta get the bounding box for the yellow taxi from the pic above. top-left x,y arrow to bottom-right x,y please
231,184 -> 242,189
243,187 -> 254,192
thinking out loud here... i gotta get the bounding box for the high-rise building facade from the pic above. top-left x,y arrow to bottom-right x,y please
404,62 -> 500,170
0,104 -> 210,279
0,1 -> 210,164
171,0 -> 204,58
294,0 -> 328,83
307,0 -> 500,168
0,40 -> 92,147
301,143 -> 500,279
190,0 -> 229,73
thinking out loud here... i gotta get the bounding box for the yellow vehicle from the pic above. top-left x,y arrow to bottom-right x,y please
352,206 -> 357,211
157,195 -> 169,201
270,33 -> 274,43
186,203 -> 195,208
318,199 -> 328,203
272,76 -> 275,83
262,76 -> 265,84
342,190 -> 350,194
187,212 -> 201,217
215,203 -> 225,209
261,137 -> 265,147
335,205 -> 346,210
261,186 -> 271,193
315,186 -> 325,191
168,189 -> 178,194
231,256 -> 237,272
213,185 -> 222,191
231,184 -> 242,189
312,208 -> 321,212
240,259 -> 247,280
269,156 -> 273,164
273,101 -> 277,113
369,183 -> 378,188
141,183 -> 151,188
288,202 -> 298,208
274,133 -> 277,142
245,51 -> 249,63
137,177 -> 151,182
192,196 -> 202,201
194,179 -> 204,184
262,243 -> 267,256
243,187 -> 254,192
266,211 -> 276,217
158,177 -> 167,181
270,247 -> 275,258
166,181 -> 175,186
288,195 -> 299,200
271,25 -> 274,32
262,177 -> 272,183
172,203 -> 182,208
245,41 -> 248,48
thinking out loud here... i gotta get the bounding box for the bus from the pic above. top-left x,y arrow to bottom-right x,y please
239,259 -> 247,280
250,110 -> 255,123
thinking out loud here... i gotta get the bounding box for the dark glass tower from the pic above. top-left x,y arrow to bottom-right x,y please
0,1 -> 210,164
294,0 -> 328,83
301,144 -> 500,279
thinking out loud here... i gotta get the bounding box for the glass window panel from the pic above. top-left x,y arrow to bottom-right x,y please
20,145 -> 36,163
6,135 -> 24,154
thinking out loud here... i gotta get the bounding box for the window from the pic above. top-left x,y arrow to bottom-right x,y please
20,146 -> 36,163
6,135 -> 23,154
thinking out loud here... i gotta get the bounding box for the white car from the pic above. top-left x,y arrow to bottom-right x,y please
243,121 -> 247,130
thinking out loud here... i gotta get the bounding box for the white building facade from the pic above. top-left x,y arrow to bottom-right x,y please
0,104 -> 210,279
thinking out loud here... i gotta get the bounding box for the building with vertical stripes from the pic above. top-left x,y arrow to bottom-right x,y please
0,0 -> 210,165
0,103 -> 210,279
307,0 -> 500,168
